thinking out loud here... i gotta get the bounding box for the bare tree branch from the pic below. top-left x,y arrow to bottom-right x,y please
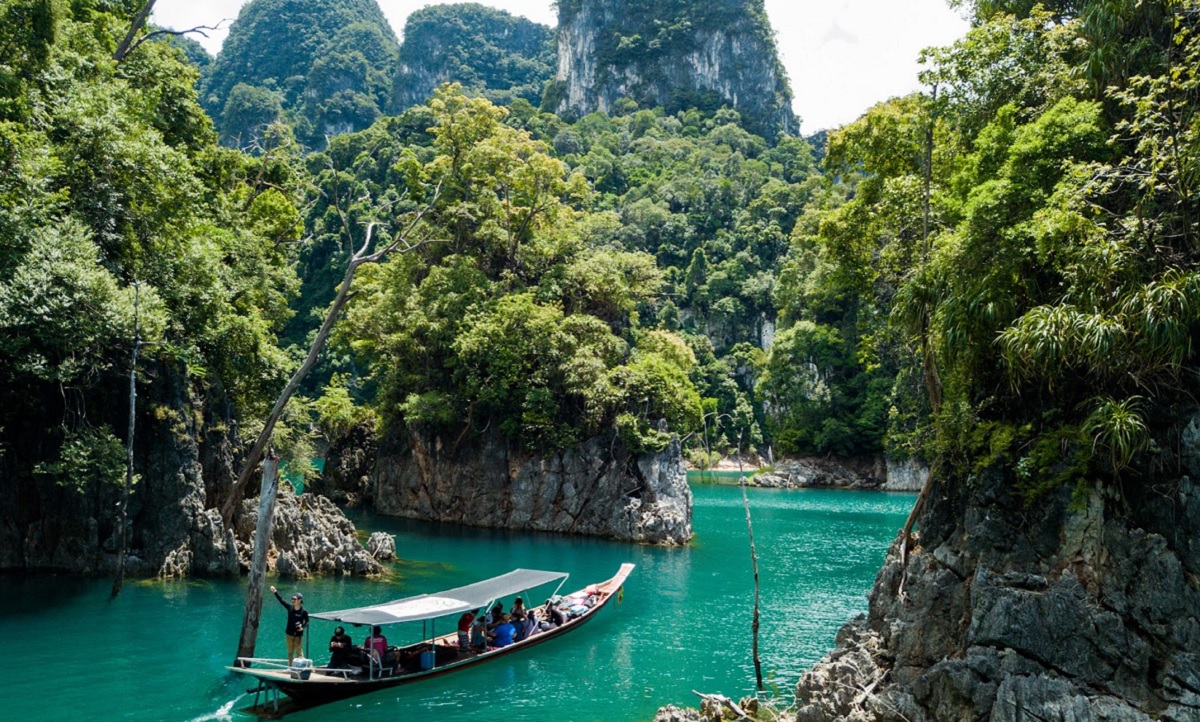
122,23 -> 227,60
219,184 -> 442,526
113,0 -> 157,62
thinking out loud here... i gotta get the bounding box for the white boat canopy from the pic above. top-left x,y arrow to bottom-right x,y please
311,568 -> 569,627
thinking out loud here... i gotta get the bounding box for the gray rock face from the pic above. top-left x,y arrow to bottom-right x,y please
766,457 -> 887,489
791,469 -> 1200,722
550,0 -> 794,139
233,493 -> 385,578
310,421 -> 377,508
373,428 -> 692,545
883,458 -> 927,492
0,362 -> 242,577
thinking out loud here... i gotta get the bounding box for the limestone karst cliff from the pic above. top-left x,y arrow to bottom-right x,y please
547,0 -> 795,138
391,3 -> 555,112
790,457 -> 1200,721
366,427 -> 693,545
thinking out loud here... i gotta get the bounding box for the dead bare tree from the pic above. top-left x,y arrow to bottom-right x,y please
219,190 -> 440,528
112,0 -> 227,62
899,84 -> 943,598
234,452 -> 280,664
112,0 -> 157,61
111,282 -> 141,598
225,186 -> 441,663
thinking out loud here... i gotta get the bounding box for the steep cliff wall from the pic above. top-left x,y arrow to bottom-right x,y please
372,428 -> 692,545
792,460 -> 1200,721
0,362 -> 382,578
548,0 -> 794,139
0,362 -> 236,575
391,3 -> 555,112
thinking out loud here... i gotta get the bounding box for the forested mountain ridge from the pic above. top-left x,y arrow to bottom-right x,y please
391,4 -> 555,112
200,0 -> 399,148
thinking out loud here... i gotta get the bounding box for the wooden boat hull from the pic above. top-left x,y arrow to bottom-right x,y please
231,563 -> 634,716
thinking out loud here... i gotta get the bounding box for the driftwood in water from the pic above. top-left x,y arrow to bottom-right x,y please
692,690 -> 749,719
735,432 -> 764,691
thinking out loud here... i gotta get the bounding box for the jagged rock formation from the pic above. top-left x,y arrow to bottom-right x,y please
371,428 -> 692,545
547,0 -> 795,139
200,0 -> 399,147
229,493 -> 385,578
790,468 -> 1200,722
761,457 -> 885,489
391,3 -> 555,112
0,362 -> 237,576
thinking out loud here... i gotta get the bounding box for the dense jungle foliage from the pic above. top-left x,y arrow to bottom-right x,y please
4,0 -> 1198,510
830,0 -> 1200,495
0,0 -> 307,509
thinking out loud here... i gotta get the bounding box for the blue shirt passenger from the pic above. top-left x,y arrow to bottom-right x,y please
491,619 -> 516,647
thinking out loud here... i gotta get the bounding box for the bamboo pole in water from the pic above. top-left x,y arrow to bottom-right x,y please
736,431 -> 764,691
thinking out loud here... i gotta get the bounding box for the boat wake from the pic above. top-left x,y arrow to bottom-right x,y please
188,696 -> 239,722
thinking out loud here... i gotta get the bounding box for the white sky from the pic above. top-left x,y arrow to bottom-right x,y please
153,0 -> 969,132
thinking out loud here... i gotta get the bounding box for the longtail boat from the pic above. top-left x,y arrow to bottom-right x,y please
230,563 -> 635,717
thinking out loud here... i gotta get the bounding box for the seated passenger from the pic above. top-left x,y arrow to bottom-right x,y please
522,609 -> 539,639
489,614 -> 516,648
543,600 -> 566,627
511,609 -> 527,642
485,602 -> 504,630
511,596 -> 526,619
327,626 -> 354,668
364,625 -> 388,665
469,615 -> 488,651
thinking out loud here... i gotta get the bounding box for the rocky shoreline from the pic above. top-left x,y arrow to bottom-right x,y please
701,456 -> 928,493
655,467 -> 1200,722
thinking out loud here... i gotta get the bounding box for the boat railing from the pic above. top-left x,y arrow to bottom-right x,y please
236,656 -> 291,670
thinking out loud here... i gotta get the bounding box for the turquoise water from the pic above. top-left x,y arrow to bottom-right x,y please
0,486 -> 912,721
686,469 -> 756,484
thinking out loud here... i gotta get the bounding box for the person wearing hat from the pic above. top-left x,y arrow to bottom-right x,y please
327,626 -> 354,669
270,584 -> 309,663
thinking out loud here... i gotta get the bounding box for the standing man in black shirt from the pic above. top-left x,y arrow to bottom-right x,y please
269,584 -> 309,663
